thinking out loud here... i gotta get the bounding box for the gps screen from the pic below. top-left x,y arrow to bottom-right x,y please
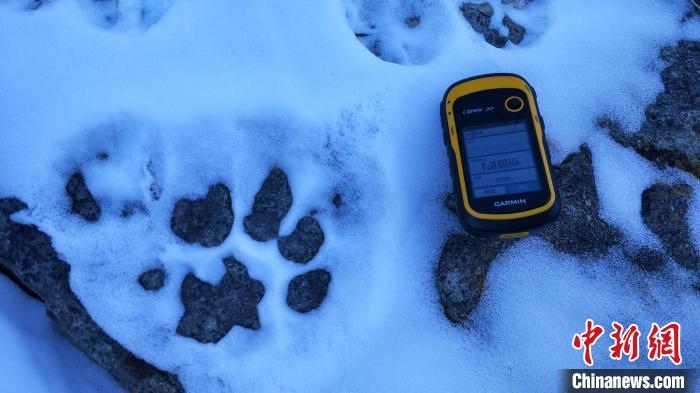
461,120 -> 542,199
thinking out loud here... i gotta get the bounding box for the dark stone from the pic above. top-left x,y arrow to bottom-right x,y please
444,192 -> 458,213
121,201 -> 146,218
332,193 -> 343,208
176,257 -> 264,343
243,167 -> 293,241
641,183 -> 699,270
287,269 -> 332,313
537,145 -> 623,256
171,183 -> 233,247
0,197 -> 184,393
278,216 -> 325,264
607,41 -> 700,178
436,234 -> 508,323
459,2 -> 508,48
502,0 -> 532,9
66,172 -> 101,222
627,246 -> 667,271
460,2 -> 494,33
503,15 -> 526,44
138,268 -> 166,291
405,15 -> 420,28
484,29 -> 508,48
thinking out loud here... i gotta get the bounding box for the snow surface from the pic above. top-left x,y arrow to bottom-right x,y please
0,0 -> 699,392
0,276 -> 123,392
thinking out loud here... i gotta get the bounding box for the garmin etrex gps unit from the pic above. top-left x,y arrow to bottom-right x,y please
440,73 -> 559,238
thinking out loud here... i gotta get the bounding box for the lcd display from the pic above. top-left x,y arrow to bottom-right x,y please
461,120 -> 542,198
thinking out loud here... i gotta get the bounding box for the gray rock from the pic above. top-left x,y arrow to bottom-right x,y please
138,268 -> 166,291
641,183 -> 699,270
607,41 -> 700,178
176,257 -> 264,344
0,198 -> 184,393
171,183 -> 233,247
502,0 -> 532,9
459,2 -> 508,48
287,269 -> 332,313
626,246 -> 667,271
278,216 -> 325,264
537,145 -> 623,256
405,15 -> 420,28
244,167 -> 293,241
332,193 -> 343,208
66,172 -> 101,222
503,15 -> 526,44
436,234 -> 508,323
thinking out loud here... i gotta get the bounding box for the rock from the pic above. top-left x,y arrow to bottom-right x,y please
171,183 -> 233,247
138,268 -> 166,291
503,15 -> 526,44
502,0 -> 531,9
287,269 -> 332,313
243,167 -> 293,241
460,1 -> 494,32
66,172 -> 101,222
405,15 -> 420,28
436,234 -> 508,323
626,246 -> 667,271
607,41 -> 700,178
332,193 -> 343,208
176,257 -> 264,343
641,183 -> 699,270
483,29 -> 508,48
537,145 -> 623,256
0,197 -> 184,393
444,192 -> 458,213
459,2 -> 508,48
278,216 -> 325,264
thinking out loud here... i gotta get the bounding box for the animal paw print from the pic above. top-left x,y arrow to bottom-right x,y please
131,167 -> 331,344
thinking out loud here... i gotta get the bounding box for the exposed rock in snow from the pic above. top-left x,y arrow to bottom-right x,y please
138,268 -> 166,291
642,182 -> 699,270
243,167 -> 293,242
66,172 -> 101,222
626,246 -> 668,271
537,145 -> 623,256
502,0 -> 532,9
176,257 -> 264,344
286,269 -> 332,313
278,216 -> 325,264
170,183 -> 233,247
607,41 -> 700,178
503,15 -> 526,44
0,198 -> 183,392
459,2 -> 508,48
436,234 -> 507,323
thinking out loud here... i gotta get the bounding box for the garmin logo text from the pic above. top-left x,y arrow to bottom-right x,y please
494,198 -> 527,207
462,106 -> 493,115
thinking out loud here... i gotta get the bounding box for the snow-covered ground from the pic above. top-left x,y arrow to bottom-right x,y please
0,275 -> 122,392
0,0 -> 699,392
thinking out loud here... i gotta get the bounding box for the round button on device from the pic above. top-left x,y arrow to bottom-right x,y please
505,96 -> 524,112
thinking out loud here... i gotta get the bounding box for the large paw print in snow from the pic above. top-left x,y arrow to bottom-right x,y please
158,168 -> 331,343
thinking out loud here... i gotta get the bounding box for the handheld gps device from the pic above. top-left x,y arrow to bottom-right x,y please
440,73 -> 559,238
